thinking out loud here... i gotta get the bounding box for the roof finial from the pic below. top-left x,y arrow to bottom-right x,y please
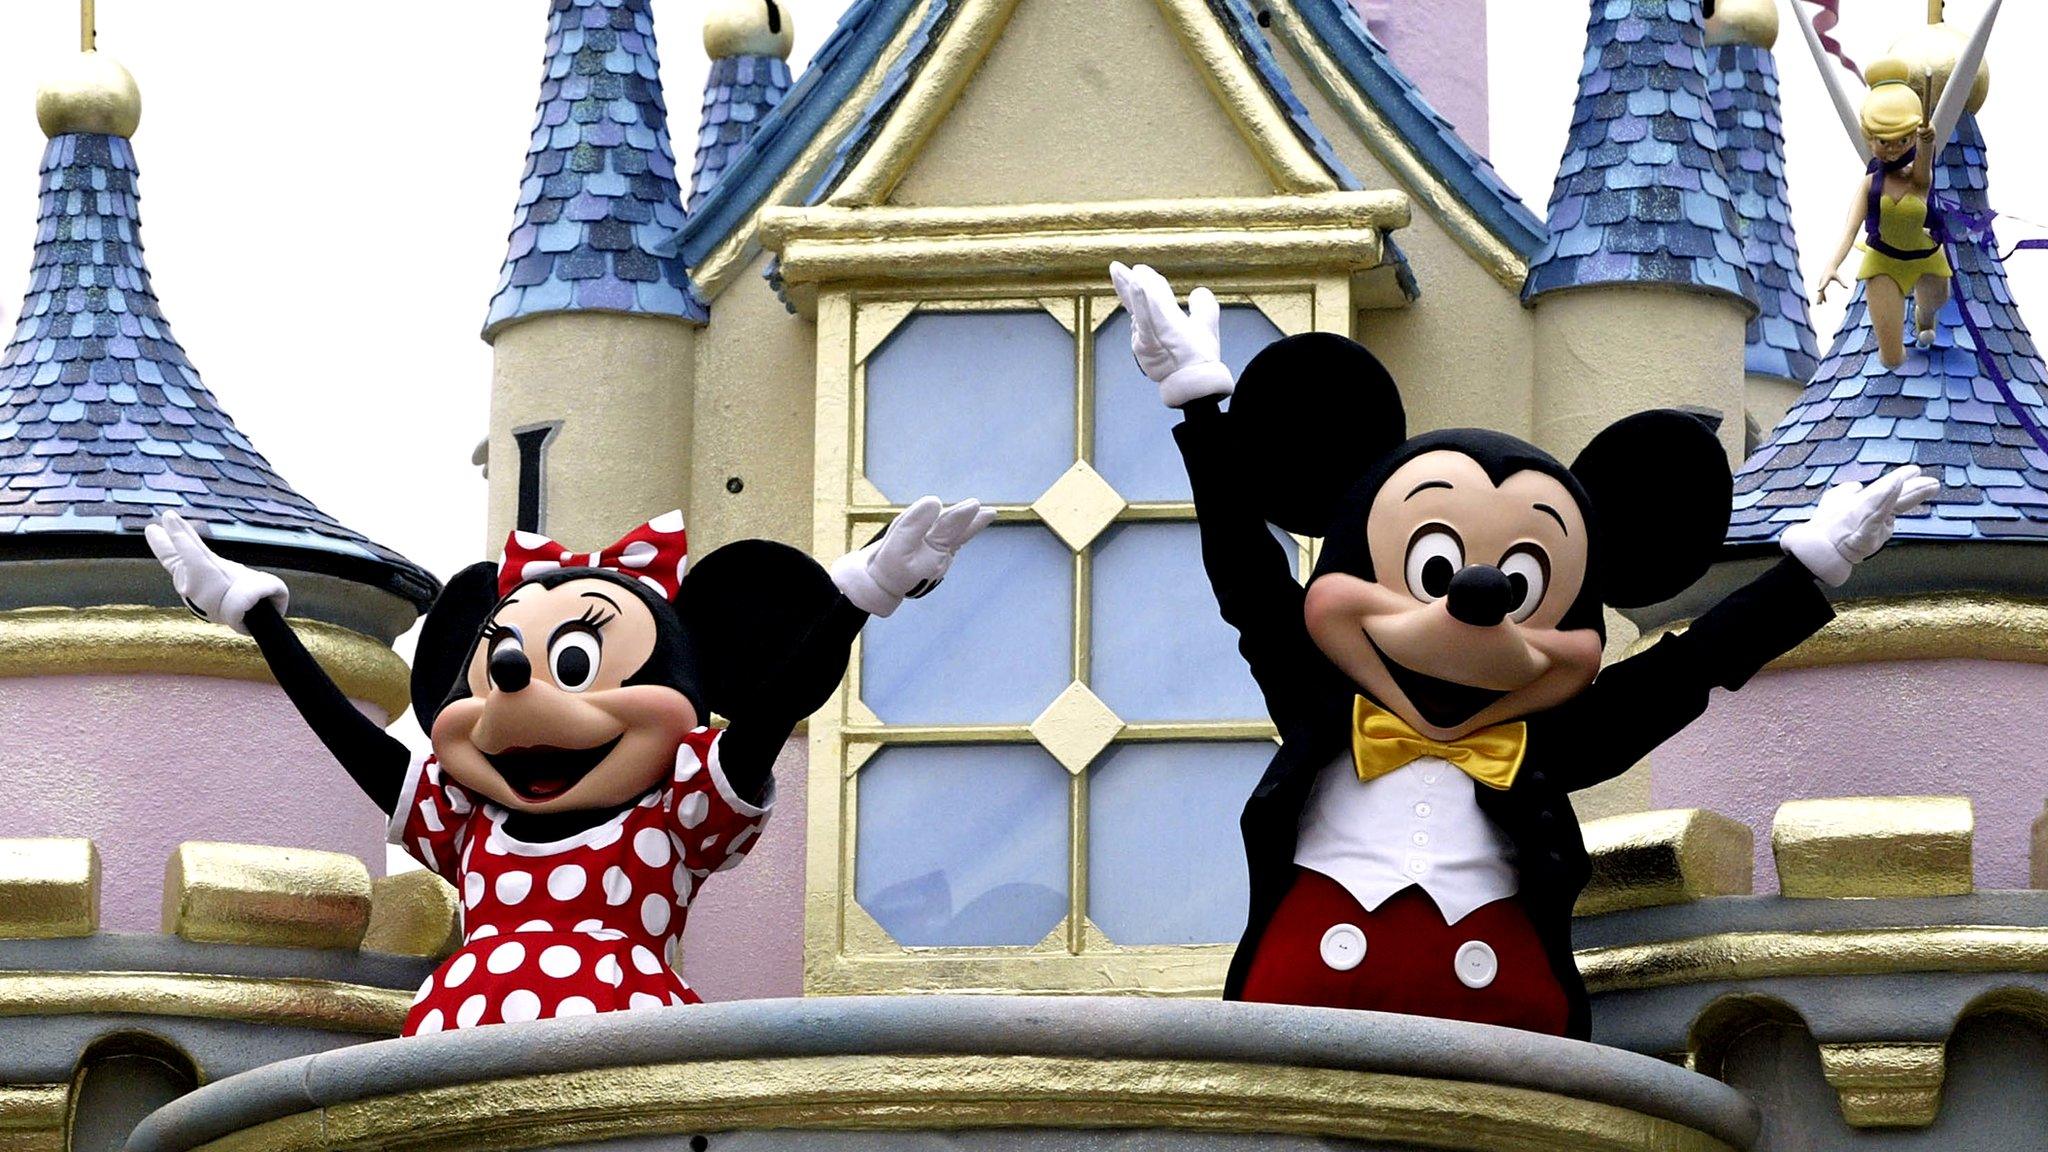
81,0 -> 95,51
705,0 -> 794,61
37,0 -> 141,139
1930,1 -> 1945,25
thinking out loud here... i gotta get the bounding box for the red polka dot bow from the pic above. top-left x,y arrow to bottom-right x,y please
498,511 -> 689,600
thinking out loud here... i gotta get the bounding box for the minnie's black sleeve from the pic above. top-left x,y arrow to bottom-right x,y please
713,595 -> 870,805
1174,400 -> 1327,733
242,600 -> 412,814
1543,556 -> 1835,791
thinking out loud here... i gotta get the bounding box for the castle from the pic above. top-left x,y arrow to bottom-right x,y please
1,1 -> 2043,1149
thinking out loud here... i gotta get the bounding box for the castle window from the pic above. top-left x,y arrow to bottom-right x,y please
512,423 -> 559,534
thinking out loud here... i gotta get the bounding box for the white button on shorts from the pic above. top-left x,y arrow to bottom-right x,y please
1454,940 -> 1498,989
1320,923 -> 1366,971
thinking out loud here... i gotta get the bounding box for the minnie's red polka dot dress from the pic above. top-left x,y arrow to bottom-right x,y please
389,727 -> 765,1035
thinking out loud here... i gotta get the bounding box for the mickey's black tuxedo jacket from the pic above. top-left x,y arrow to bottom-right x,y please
1174,404 -> 1835,1039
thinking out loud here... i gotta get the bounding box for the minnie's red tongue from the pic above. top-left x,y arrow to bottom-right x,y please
516,776 -> 573,801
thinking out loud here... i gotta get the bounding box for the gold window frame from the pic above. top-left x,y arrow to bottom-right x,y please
804,275 -> 1353,997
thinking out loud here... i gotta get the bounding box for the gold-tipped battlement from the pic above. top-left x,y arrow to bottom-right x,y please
0,838 -> 97,939
1771,797 -> 1973,899
363,870 -> 463,959
1575,810 -> 1754,917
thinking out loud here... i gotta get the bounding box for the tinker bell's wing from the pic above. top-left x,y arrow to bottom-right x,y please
1927,0 -> 2002,162
1792,0 -> 1873,163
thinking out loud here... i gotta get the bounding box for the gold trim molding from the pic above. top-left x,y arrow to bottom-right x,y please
1577,925 -> 2048,994
0,971 -> 408,1035
1816,1042 -> 1947,1129
0,607 -> 409,719
181,1054 -> 1739,1152
1632,595 -> 2048,670
1771,796 -> 1973,899
0,1085 -> 67,1152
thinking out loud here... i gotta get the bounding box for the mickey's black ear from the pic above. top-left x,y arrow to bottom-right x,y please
1572,411 -> 1732,609
1226,332 -> 1406,536
411,561 -> 502,731
679,539 -> 839,721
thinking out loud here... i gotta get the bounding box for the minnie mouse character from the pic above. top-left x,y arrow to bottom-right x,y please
145,499 -> 991,1034
1109,262 -> 1935,1039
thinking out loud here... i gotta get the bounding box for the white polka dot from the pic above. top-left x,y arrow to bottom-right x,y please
416,839 -> 440,873
512,530 -> 553,550
540,945 -> 582,979
619,540 -> 658,568
702,835 -> 720,851
412,974 -> 435,1005
648,510 -> 685,534
629,991 -> 665,1011
517,919 -> 554,932
445,789 -> 473,815
555,996 -> 597,1017
675,747 -> 703,782
416,1009 -> 444,1034
631,944 -> 664,975
728,825 -> 760,856
547,864 -> 587,901
641,893 -> 672,936
672,863 -> 695,906
487,941 -> 527,974
444,952 -> 478,989
468,924 -> 499,940
520,559 -> 562,581
603,866 -> 632,905
501,989 -> 542,1023
637,574 -> 668,596
463,872 -> 485,909
590,928 -> 626,941
634,827 -> 672,868
457,995 -> 488,1029
574,918 -> 605,933
676,792 -> 709,829
419,801 -> 444,833
496,870 -> 533,905
638,789 -> 663,809
596,954 -> 624,986
670,992 -> 687,1006
484,833 -> 508,857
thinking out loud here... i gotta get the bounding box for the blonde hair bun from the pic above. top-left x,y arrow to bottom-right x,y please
1860,57 -> 1926,140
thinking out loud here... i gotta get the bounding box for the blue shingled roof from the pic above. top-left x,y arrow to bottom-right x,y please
689,53 -> 793,212
1729,116 -> 2048,545
0,132 -> 435,606
1706,42 -> 1819,384
1278,0 -> 1546,259
484,0 -> 702,339
1523,0 -> 1754,307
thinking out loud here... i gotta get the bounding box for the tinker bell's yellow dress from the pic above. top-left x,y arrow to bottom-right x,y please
1857,193 -> 1952,293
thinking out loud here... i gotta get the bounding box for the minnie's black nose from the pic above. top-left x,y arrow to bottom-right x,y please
489,646 -> 532,693
1445,565 -> 1513,627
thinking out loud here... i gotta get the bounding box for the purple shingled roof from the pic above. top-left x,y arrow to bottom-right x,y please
690,53 -> 793,212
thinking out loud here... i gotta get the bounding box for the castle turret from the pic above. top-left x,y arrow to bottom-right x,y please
483,0 -> 699,548
691,0 -> 795,211
1523,0 -> 1757,465
0,23 -> 434,927
1703,0 -> 1820,440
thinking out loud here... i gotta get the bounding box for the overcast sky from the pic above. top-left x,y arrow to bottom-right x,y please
0,0 -> 2039,721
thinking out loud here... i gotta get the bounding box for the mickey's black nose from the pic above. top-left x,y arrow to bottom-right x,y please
1445,565 -> 1513,627
489,646 -> 532,693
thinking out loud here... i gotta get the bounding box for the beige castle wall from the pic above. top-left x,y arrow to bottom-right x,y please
485,312 -> 696,551
688,249 -> 822,552
1746,372 -> 1803,446
888,0 -> 1278,206
1264,41 -> 1538,438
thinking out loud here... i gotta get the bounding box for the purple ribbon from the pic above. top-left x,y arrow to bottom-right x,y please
1941,222 -> 2048,456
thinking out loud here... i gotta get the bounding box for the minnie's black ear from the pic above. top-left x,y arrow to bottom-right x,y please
1572,411 -> 1732,609
1226,332 -> 1406,536
411,561 -> 501,731
679,539 -> 839,721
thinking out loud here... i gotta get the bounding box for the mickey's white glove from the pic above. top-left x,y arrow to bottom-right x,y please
143,511 -> 289,635
1779,465 -> 1939,587
1109,261 -> 1234,407
832,496 -> 996,618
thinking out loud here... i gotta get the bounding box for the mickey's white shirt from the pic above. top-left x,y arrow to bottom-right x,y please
1293,752 -> 1518,925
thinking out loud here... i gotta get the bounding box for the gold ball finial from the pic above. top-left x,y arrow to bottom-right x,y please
1703,0 -> 1779,49
35,51 -> 141,139
705,0 -> 794,61
1887,20 -> 1991,114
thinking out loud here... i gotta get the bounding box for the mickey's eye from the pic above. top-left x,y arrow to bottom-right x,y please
548,631 -> 602,692
1404,526 -> 1463,602
1500,546 -> 1550,623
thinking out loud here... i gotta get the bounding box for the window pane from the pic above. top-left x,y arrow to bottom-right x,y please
1091,305 -> 1285,502
1090,521 -> 1295,722
865,310 -> 1077,504
1086,741 -> 1270,945
862,523 -> 1072,725
856,745 -> 1070,947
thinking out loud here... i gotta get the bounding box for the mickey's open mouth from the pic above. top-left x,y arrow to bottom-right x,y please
1365,634 -> 1509,731
482,736 -> 622,803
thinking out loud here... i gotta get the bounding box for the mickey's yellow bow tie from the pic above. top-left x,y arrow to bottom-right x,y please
1350,697 -> 1527,791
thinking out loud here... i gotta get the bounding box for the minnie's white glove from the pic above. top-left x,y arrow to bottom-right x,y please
1109,261 -> 1234,407
143,511 -> 289,635
831,496 -> 996,618
1779,465 -> 1939,586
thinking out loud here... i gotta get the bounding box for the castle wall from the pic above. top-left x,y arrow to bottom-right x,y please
0,674 -> 393,930
1354,0 -> 1490,154
1744,373 -> 1801,444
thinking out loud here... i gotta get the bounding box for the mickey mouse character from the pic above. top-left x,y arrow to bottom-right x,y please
146,499 -> 991,1034
1110,262 -> 1935,1038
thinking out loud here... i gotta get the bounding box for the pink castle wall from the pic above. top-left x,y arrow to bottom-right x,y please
1353,0 -> 1491,153
1649,659 -> 2048,892
678,737 -> 807,1000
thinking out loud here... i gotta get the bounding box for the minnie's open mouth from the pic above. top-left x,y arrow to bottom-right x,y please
482,736 -> 622,802
1365,634 -> 1510,731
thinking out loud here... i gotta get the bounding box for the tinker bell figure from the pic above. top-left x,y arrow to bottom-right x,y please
1798,0 -> 2002,369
